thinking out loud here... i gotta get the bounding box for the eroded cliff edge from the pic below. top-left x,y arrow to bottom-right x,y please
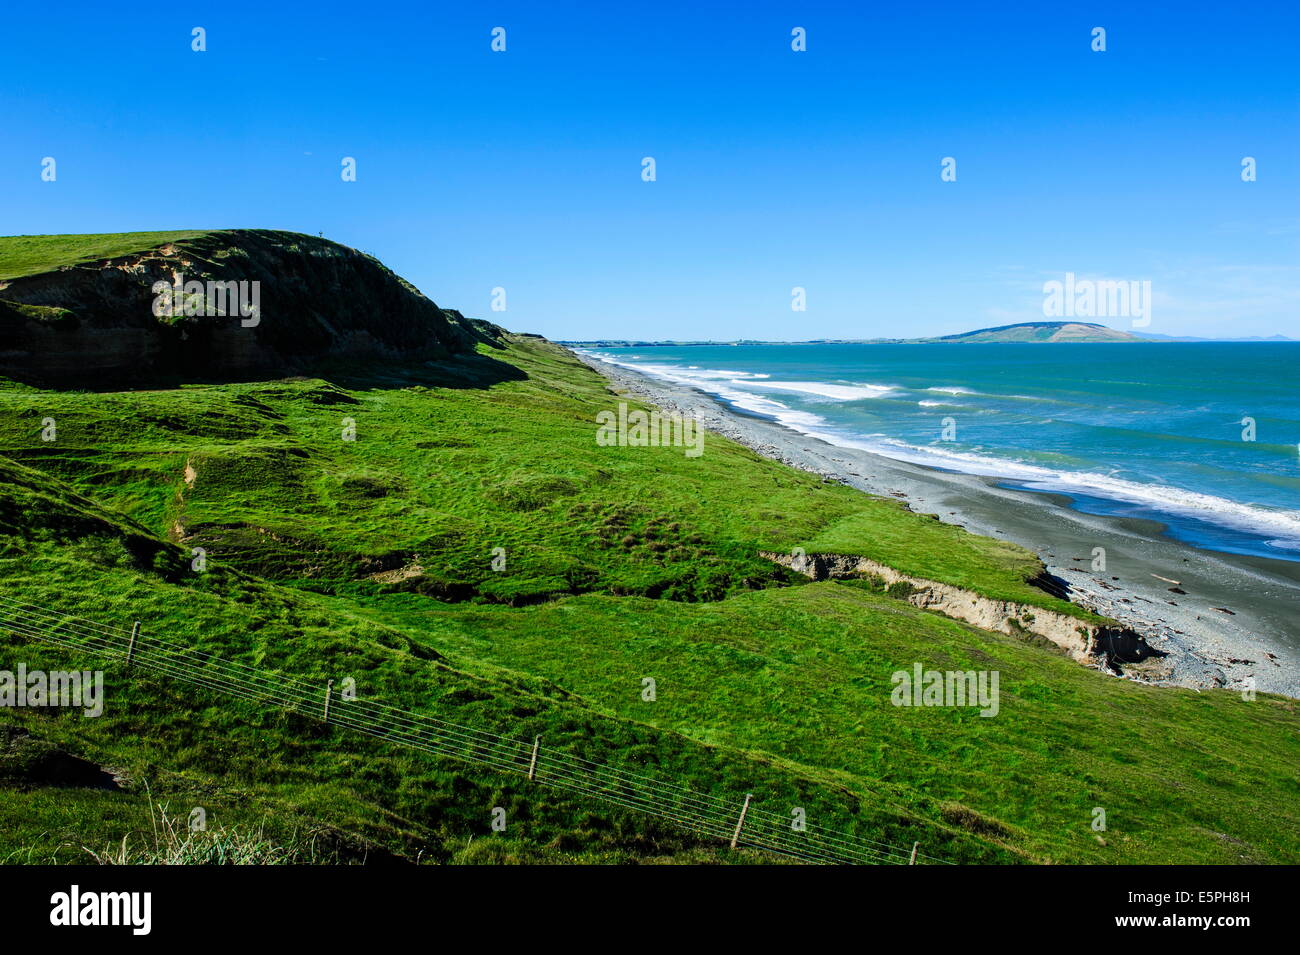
761,549 -> 1155,666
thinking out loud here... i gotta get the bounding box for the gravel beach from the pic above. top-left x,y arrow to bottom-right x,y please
574,349 -> 1300,699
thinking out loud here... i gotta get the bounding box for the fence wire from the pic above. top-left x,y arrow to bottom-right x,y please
0,594 -> 948,865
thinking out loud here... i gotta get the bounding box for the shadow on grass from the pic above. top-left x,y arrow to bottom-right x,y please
0,347 -> 530,394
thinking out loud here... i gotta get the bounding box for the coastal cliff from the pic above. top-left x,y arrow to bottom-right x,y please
0,230 -> 499,384
761,550 -> 1153,665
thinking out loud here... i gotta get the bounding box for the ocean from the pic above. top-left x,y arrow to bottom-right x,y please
583,342 -> 1300,562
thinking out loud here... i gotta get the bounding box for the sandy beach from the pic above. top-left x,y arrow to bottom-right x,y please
575,349 -> 1300,699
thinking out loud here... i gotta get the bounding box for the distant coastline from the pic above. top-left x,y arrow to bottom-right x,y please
560,320 -> 1296,348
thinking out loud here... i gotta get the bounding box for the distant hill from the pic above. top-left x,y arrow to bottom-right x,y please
1133,331 -> 1297,343
931,321 -> 1144,343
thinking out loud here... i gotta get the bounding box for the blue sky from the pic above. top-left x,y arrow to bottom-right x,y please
3,0 -> 1297,340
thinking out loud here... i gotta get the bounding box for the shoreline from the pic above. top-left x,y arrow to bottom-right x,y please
573,349 -> 1300,699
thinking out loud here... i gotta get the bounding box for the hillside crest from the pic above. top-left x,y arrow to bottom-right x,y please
0,229 -> 500,384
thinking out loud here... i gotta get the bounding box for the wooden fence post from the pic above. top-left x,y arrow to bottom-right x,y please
527,736 -> 540,781
125,621 -> 140,668
909,841 -> 919,865
323,679 -> 334,723
730,793 -> 752,850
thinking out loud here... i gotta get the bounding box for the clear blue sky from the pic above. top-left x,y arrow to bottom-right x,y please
3,0 -> 1297,340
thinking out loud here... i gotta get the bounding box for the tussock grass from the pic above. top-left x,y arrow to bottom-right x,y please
84,801 -> 334,865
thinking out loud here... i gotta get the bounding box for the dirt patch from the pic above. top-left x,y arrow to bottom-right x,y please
0,727 -> 125,790
941,802 -> 1012,840
368,562 -> 425,585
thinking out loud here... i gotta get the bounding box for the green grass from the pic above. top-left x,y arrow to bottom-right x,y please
0,336 -> 1095,619
795,509 -> 1091,611
0,456 -> 986,865
0,530 -> 971,864
0,328 -> 1295,865
360,584 -> 1299,864
0,231 -> 211,281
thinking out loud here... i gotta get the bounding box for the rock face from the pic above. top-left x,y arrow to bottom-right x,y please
0,230 -> 498,385
760,550 -> 1151,664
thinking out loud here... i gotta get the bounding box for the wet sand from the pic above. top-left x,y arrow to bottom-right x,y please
574,350 -> 1300,699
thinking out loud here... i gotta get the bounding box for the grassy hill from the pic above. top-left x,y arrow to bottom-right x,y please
0,231 -> 209,281
0,229 -> 498,386
0,232 -> 1296,865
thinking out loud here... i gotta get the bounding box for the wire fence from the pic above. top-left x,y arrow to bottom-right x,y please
0,594 -> 947,865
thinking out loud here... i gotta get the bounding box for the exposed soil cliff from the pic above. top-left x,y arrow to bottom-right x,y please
0,230 -> 500,385
761,549 -> 1154,665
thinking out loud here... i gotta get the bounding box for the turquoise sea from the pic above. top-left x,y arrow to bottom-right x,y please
585,343 -> 1300,562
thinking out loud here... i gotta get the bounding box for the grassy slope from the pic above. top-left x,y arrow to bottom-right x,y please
371,586 -> 1300,864
0,237 -> 1295,863
2,456 -> 962,864
0,232 -> 210,281
0,339 -> 1095,618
